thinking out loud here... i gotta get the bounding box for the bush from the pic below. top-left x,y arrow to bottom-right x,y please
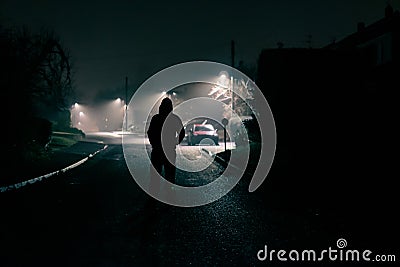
243,114 -> 261,143
26,117 -> 53,148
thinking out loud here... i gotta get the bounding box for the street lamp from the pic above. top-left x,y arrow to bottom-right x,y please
209,72 -> 235,113
124,76 -> 129,133
230,75 -> 234,111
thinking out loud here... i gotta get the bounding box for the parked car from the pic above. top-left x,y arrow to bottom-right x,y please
187,124 -> 219,145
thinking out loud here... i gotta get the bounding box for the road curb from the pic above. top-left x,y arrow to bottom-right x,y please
202,148 -> 255,180
0,145 -> 108,193
201,148 -> 233,169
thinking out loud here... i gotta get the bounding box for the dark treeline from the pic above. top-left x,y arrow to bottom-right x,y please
0,23 -> 78,165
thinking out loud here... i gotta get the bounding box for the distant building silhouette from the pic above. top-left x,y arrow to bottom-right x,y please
325,3 -> 400,92
325,4 -> 399,63
255,4 -> 399,209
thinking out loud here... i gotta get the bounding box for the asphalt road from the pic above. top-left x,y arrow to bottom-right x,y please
0,134 -> 397,266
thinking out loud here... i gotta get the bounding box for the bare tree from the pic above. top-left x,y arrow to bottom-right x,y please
1,24 -> 74,150
11,27 -> 73,113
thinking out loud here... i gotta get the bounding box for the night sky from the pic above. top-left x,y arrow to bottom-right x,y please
1,0 -> 399,102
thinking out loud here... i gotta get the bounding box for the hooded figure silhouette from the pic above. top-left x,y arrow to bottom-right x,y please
147,98 -> 185,184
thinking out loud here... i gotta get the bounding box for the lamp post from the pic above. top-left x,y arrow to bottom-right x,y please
222,118 -> 228,152
125,76 -> 128,132
230,75 -> 234,112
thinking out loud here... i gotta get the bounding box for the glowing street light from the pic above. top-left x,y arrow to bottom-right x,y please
79,111 -> 84,117
218,71 -> 229,87
220,71 -> 234,110
219,71 -> 228,80
208,71 -> 235,116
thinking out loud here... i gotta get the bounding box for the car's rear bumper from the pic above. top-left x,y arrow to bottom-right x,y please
190,135 -> 219,145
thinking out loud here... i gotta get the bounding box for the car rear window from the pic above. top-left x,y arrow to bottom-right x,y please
194,125 -> 214,131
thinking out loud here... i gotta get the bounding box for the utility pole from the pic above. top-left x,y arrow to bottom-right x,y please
230,40 -> 235,111
231,76 -> 234,111
231,40 -> 235,68
125,76 -> 128,132
306,34 -> 312,49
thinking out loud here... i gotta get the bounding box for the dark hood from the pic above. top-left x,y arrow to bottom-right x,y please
159,97 -> 173,116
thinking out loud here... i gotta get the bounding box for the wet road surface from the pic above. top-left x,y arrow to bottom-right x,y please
0,137 -> 395,266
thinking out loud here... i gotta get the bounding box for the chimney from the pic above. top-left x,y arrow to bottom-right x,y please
385,4 -> 394,18
357,22 -> 365,32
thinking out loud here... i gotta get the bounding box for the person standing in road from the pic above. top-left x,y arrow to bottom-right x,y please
147,97 -> 185,190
